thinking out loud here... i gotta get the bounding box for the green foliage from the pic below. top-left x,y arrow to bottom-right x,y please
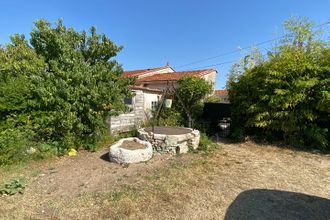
150,76 -> 212,129
0,178 -> 26,195
177,76 -> 212,111
157,107 -> 184,127
175,76 -> 212,128
198,133 -> 214,151
204,94 -> 222,103
0,126 -> 32,165
0,19 -> 133,164
228,17 -> 329,150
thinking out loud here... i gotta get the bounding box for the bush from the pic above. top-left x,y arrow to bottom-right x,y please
157,108 -> 183,127
0,127 -> 32,165
198,133 -> 214,152
0,19 -> 133,164
227,17 -> 329,150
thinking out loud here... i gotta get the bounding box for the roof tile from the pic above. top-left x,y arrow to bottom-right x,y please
215,89 -> 228,95
123,66 -> 168,77
136,69 -> 215,82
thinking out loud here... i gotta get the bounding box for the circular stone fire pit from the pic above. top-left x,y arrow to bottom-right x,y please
109,137 -> 153,164
138,126 -> 200,154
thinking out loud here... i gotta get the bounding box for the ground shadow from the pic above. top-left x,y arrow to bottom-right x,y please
224,189 -> 330,220
100,152 -> 110,162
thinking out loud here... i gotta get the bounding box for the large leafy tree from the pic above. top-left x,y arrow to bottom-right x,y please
0,19 -> 133,162
28,19 -> 133,148
228,17 -> 329,150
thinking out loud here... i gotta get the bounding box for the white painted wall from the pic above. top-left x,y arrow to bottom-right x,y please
108,89 -> 146,134
143,91 -> 160,110
202,71 -> 217,93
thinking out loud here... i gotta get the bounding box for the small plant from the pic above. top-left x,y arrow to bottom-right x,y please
108,186 -> 138,202
0,178 -> 26,195
198,133 -> 214,151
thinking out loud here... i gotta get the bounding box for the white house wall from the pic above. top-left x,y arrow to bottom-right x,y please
108,89 -> 163,134
144,91 -> 160,111
107,89 -> 146,134
202,71 -> 217,92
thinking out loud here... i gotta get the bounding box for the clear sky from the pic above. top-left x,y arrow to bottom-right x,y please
1,0 -> 329,89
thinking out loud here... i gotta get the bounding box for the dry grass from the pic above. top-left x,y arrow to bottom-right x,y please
0,140 -> 329,219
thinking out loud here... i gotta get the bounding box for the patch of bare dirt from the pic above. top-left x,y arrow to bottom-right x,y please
0,140 -> 329,219
120,140 -> 146,150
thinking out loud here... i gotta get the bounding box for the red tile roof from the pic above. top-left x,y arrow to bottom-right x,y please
123,67 -> 168,78
215,89 -> 228,95
129,85 -> 162,93
136,69 -> 216,82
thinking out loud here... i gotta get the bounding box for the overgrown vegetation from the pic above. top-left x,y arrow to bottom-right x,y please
198,133 -> 216,152
227,17 -> 329,150
155,76 -> 212,130
0,19 -> 133,164
176,76 -> 213,128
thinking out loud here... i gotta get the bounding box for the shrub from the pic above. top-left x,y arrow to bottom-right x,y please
0,19 -> 133,164
0,126 -> 32,165
157,108 -> 183,127
198,133 -> 214,152
227,17 -> 329,150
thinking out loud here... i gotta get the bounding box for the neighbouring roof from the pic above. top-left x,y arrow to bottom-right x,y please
136,69 -> 216,82
129,85 -> 162,93
215,89 -> 228,95
123,66 -> 170,78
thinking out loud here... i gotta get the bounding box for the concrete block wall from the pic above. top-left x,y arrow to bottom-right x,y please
108,90 -> 148,134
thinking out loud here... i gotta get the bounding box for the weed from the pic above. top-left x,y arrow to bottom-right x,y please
108,186 -> 139,202
0,177 -> 26,195
199,133 -> 213,151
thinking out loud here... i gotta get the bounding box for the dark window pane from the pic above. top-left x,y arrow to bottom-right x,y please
124,97 -> 132,105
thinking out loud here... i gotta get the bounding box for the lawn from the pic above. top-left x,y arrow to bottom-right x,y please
0,140 -> 329,219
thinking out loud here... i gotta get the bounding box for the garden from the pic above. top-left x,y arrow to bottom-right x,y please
0,16 -> 329,219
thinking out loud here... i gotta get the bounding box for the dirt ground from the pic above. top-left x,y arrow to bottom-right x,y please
0,140 -> 329,219
120,140 -> 146,150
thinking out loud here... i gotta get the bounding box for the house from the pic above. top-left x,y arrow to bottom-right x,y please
214,89 -> 229,103
108,65 -> 217,133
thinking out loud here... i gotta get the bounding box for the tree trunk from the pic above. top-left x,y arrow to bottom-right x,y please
174,90 -> 193,128
188,114 -> 193,128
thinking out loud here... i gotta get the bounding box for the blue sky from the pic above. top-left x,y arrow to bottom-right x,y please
1,0 -> 329,88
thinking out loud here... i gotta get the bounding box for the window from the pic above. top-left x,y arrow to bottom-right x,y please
151,101 -> 158,111
124,97 -> 133,105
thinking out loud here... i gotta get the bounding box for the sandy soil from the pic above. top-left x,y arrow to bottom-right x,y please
120,140 -> 146,150
0,140 -> 329,219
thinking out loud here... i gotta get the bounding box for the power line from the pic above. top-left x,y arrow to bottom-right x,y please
188,60 -> 237,70
187,47 -> 275,70
175,21 -> 329,70
175,38 -> 278,69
